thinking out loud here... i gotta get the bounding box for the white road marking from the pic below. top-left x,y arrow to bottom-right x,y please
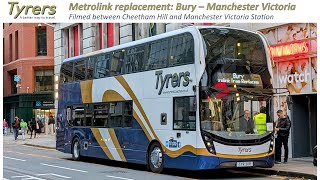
106,175 -> 134,180
11,175 -> 45,180
40,163 -> 87,173
37,173 -> 71,179
3,178 -> 10,180
3,156 -> 26,162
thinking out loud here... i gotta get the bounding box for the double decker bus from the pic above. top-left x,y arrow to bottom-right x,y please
56,26 -> 275,173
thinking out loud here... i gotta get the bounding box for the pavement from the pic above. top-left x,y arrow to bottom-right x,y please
3,133 -> 317,179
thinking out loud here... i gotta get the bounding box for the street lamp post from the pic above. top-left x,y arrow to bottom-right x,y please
27,86 -> 29,93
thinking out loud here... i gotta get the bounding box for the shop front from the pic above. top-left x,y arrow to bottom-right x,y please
262,23 -> 317,158
3,92 -> 54,132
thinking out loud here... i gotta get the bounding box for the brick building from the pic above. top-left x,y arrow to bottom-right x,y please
3,23 -> 55,128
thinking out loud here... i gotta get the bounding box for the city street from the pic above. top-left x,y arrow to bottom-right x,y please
3,140 -> 306,180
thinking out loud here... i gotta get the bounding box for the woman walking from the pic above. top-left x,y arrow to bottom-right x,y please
20,119 -> 27,140
3,119 -> 8,135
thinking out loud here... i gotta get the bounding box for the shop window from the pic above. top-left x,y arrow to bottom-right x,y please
35,70 -> 54,92
173,96 -> 196,130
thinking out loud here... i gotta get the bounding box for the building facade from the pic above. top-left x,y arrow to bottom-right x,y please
3,23 -> 55,128
53,23 -> 316,158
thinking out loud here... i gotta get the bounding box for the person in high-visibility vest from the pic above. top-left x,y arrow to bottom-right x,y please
254,106 -> 267,134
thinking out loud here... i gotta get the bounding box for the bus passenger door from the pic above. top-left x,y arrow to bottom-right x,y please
166,96 -> 197,167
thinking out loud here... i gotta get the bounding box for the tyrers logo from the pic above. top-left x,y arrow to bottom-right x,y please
155,70 -> 190,95
8,2 -> 56,19
238,147 -> 252,154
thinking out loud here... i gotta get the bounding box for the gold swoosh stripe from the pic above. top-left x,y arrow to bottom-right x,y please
108,128 -> 127,162
115,76 -> 158,139
216,152 -> 272,159
91,128 -> 114,160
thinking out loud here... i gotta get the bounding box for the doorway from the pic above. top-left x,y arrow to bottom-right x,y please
291,94 -> 317,158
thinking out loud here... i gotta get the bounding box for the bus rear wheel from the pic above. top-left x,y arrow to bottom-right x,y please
72,138 -> 81,161
148,143 -> 164,173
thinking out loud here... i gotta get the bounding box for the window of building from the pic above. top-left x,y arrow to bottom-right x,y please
74,26 -> 79,56
35,70 -> 54,92
3,38 -> 5,62
99,23 -> 103,50
37,27 -> 47,56
11,74 -> 17,94
109,102 -> 123,128
9,34 -> 12,62
169,33 -> 194,66
173,96 -> 196,130
15,30 -> 18,60
149,23 -> 156,36
146,39 -> 169,70
73,59 -> 85,81
107,23 -> 114,47
93,104 -> 108,127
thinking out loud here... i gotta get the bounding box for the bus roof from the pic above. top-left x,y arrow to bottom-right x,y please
62,25 -> 258,63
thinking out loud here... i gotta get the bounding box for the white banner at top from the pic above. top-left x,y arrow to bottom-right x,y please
0,0 -> 319,23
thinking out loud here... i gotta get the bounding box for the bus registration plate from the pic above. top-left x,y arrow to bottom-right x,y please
236,161 -> 253,167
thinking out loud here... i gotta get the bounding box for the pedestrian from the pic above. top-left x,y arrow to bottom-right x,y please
48,115 -> 55,135
275,109 -> 291,164
20,119 -> 28,140
30,118 -> 37,139
12,116 -> 20,140
3,119 -> 8,135
36,119 -> 42,137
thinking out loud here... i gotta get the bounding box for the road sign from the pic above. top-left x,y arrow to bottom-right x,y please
14,75 -> 21,82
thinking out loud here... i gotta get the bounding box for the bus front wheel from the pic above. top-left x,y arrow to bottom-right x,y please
148,143 -> 164,173
72,138 -> 81,161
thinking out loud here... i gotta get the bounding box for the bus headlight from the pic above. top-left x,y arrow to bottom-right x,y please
202,132 -> 216,155
269,138 -> 275,153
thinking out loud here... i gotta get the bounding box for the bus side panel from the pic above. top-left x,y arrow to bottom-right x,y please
86,128 -> 119,160
163,152 -> 200,170
56,82 -> 82,153
114,120 -> 150,164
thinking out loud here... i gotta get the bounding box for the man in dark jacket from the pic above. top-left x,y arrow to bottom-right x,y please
12,116 -> 20,140
275,109 -> 291,164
